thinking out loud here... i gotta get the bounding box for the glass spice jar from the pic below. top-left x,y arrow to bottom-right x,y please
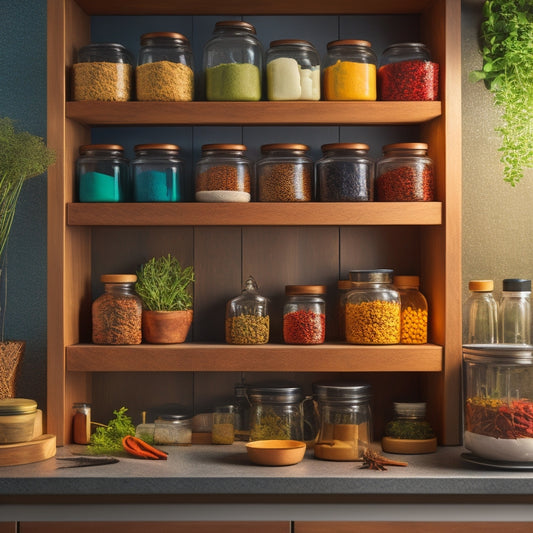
256,143 -> 314,202
226,275 -> 269,344
195,144 -> 252,202
92,274 -> 142,345
266,39 -> 320,101
316,143 -> 375,201
136,32 -> 194,101
376,143 -> 435,201
132,143 -> 183,202
378,43 -> 439,101
72,402 -> 91,445
283,285 -> 326,345
464,279 -> 498,344
499,278 -> 532,345
394,275 -> 428,344
76,144 -> 130,202
203,21 -> 263,101
345,269 -> 401,344
323,40 -> 377,101
72,43 -> 134,102
212,405 -> 235,445
154,413 -> 192,445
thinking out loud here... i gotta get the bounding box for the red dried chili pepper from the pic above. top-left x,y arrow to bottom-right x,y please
283,309 -> 325,344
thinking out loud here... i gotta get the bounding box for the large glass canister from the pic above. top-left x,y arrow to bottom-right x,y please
132,143 -> 182,202
266,39 -> 320,101
345,269 -> 401,344
499,278 -> 532,344
225,275 -> 269,344
283,285 -> 326,345
72,43 -> 134,102
203,21 -> 263,101
464,279 -> 498,344
313,382 -> 372,461
463,344 -> 533,463
393,275 -> 428,344
323,40 -> 377,101
136,32 -> 194,101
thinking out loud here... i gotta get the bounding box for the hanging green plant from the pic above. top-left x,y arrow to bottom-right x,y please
470,0 -> 533,186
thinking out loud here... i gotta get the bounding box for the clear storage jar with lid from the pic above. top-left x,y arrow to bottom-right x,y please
499,278 -> 532,344
195,144 -> 251,202
283,285 -> 326,345
464,279 -> 498,344
203,21 -> 263,101
394,275 -> 428,344
0,398 -> 38,444
212,405 -> 235,445
316,143 -> 374,201
376,143 -> 435,201
226,275 -> 269,344
266,39 -> 320,101
323,40 -> 377,101
378,43 -> 439,101
72,43 -> 134,102
463,344 -> 533,463
136,32 -> 194,101
154,413 -> 192,445
76,144 -> 130,202
345,269 -> 401,344
92,274 -> 142,345
256,143 -> 313,202
313,382 -> 372,461
132,144 -> 183,202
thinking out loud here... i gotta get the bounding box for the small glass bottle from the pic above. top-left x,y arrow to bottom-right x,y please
154,414 -> 192,445
203,21 -> 263,101
464,279 -> 498,344
233,382 -> 251,442
256,143 -> 314,202
72,43 -> 134,102
283,285 -> 326,345
195,144 -> 252,202
92,274 -> 142,345
376,142 -> 435,201
323,40 -> 377,101
132,143 -> 183,202
317,143 -> 375,202
345,269 -> 401,344
76,144 -> 130,202
135,411 -> 155,444
378,43 -> 439,101
212,405 -> 235,445
226,275 -> 269,344
72,402 -> 91,445
394,275 -> 428,344
499,278 -> 532,344
266,39 -> 320,101
136,32 -> 194,101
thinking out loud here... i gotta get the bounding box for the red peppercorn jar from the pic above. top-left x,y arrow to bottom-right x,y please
378,43 -> 439,101
376,143 -> 435,201
283,285 -> 326,345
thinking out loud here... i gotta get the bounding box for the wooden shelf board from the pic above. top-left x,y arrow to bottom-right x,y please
66,343 -> 443,372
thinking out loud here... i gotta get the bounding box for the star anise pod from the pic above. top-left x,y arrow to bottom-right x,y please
360,448 -> 408,471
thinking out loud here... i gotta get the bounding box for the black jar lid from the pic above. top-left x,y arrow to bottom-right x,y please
313,382 -> 372,403
247,385 -> 303,403
502,278 -> 531,292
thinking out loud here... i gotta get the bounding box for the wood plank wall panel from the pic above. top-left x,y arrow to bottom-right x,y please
295,523 -> 533,533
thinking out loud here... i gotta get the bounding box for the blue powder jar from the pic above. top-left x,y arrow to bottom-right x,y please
132,143 -> 182,202
77,144 -> 130,202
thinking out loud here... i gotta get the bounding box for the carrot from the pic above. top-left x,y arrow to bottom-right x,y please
122,435 -> 168,460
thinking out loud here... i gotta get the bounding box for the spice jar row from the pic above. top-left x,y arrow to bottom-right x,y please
76,141 -> 435,203
72,22 -> 438,103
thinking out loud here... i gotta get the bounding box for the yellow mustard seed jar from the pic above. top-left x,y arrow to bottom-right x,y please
394,275 -> 428,344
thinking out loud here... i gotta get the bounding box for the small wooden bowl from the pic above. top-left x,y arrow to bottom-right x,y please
246,440 -> 306,466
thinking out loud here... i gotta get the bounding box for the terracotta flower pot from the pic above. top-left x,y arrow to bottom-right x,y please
142,310 -> 193,344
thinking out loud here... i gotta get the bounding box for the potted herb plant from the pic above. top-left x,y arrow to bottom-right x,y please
135,254 -> 195,343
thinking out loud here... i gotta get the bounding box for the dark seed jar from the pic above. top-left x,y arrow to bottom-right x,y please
283,285 -> 326,345
376,143 -> 435,201
317,143 -> 374,201
256,143 -> 313,202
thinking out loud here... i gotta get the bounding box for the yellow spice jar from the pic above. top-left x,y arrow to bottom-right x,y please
394,275 -> 428,344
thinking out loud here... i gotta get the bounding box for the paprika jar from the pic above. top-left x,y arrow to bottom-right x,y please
266,39 -> 320,101
323,40 -> 377,101
316,143 -> 374,201
283,285 -> 326,345
378,43 -> 439,101
203,21 -> 263,101
256,143 -> 313,202
393,275 -> 428,344
345,269 -> 400,345
195,144 -> 252,202
132,144 -> 183,202
136,32 -> 194,101
92,274 -> 142,345
376,143 -> 435,201
72,43 -> 134,102
76,144 -> 130,202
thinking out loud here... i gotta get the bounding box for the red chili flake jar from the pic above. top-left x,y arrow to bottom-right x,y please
378,43 -> 439,101
375,143 -> 435,201
283,285 -> 326,345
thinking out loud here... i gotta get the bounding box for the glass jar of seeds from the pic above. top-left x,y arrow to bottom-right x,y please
195,144 -> 252,202
154,413 -> 192,445
256,143 -> 314,202
283,285 -> 326,345
136,32 -> 194,101
393,275 -> 428,344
